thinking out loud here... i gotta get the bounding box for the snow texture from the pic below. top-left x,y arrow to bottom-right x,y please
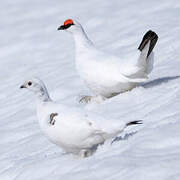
0,0 -> 180,179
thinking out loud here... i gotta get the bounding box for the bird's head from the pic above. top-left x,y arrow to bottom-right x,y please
57,19 -> 83,33
20,77 -> 51,101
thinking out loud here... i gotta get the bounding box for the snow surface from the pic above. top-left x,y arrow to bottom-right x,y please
1,0 -> 180,179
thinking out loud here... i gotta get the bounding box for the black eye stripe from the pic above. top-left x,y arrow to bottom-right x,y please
61,23 -> 74,29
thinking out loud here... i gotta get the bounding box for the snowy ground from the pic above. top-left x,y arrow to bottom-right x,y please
1,0 -> 180,179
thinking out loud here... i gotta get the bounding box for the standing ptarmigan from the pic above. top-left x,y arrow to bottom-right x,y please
58,19 -> 158,103
20,77 -> 142,157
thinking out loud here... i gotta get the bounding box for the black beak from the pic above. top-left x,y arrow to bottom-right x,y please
57,25 -> 65,30
57,23 -> 73,30
20,85 -> 26,89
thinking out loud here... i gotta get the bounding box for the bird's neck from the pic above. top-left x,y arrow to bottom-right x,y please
73,28 -> 94,53
36,89 -> 52,103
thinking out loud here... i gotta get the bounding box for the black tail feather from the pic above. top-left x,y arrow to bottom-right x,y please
126,120 -> 143,127
138,30 -> 158,57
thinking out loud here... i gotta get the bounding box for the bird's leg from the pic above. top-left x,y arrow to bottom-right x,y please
79,95 -> 106,104
49,113 -> 58,125
79,149 -> 92,158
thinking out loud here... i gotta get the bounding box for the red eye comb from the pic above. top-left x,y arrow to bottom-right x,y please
64,19 -> 74,26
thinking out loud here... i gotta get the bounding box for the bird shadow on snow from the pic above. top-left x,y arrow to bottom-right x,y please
87,132 -> 138,156
140,75 -> 180,89
111,131 -> 138,144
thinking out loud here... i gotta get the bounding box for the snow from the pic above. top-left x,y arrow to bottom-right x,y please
0,0 -> 180,179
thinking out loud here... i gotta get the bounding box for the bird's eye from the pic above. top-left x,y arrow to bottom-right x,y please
28,81 -> 32,86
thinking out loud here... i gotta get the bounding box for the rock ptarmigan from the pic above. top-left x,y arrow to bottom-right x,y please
58,19 -> 158,103
20,77 -> 142,157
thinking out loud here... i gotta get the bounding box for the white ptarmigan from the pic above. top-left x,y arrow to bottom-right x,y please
20,77 -> 142,157
58,19 -> 158,103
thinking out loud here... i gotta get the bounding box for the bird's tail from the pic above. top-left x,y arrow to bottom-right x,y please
135,30 -> 158,75
126,120 -> 143,127
138,30 -> 158,58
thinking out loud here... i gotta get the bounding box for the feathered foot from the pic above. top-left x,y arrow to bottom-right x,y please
79,95 -> 106,104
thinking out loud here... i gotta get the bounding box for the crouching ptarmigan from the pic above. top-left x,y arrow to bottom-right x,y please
58,19 -> 158,103
20,77 -> 142,157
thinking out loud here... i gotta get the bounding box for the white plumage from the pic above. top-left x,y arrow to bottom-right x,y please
20,78 -> 142,157
58,19 -> 158,102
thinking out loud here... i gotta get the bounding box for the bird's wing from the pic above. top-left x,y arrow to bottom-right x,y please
84,112 -> 128,139
114,51 -> 149,82
120,65 -> 148,82
43,105 -> 99,134
96,50 -> 148,83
